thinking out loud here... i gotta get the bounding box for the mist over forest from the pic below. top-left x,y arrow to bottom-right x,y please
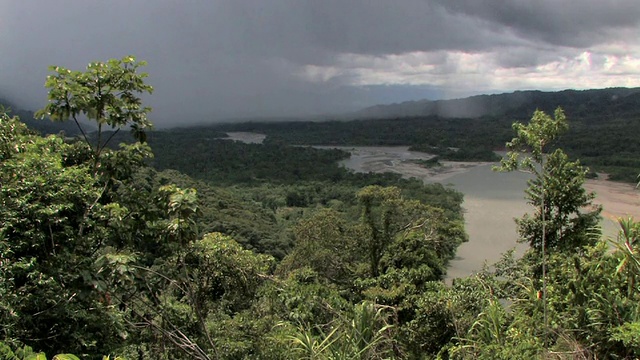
2,58 -> 640,358
2,1 -> 640,358
3,1 -> 640,126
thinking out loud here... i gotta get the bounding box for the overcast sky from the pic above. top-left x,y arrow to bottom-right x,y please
1,1 -> 640,126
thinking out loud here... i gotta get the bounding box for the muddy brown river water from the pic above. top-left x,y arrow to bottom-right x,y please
328,146 -> 533,282
224,135 -> 640,281
325,146 -> 639,282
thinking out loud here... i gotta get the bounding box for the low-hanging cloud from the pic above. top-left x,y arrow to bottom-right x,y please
1,1 -> 639,126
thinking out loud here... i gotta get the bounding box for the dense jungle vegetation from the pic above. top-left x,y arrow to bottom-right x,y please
5,81 -> 640,182
1,57 -> 640,359
201,87 -> 640,182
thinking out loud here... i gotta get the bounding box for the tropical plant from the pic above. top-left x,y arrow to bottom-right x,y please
515,149 -> 601,252
611,217 -> 640,297
286,301 -> 396,359
36,56 -> 153,164
495,108 -> 601,343
0,342 -> 125,360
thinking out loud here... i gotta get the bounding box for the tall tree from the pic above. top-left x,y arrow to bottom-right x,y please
278,208 -> 359,285
0,58 -> 205,356
517,149 -> 601,252
496,108 -> 601,252
357,186 -> 405,278
496,107 -> 601,344
355,185 -> 464,279
36,56 -> 153,164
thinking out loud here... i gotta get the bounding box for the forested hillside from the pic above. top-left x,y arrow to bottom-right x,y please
1,58 -> 639,359
7,86 -> 640,182
200,88 -> 640,182
354,88 -> 640,119
0,97 -> 84,136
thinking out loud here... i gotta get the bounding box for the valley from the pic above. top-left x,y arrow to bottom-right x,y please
330,145 -> 640,279
4,88 -> 640,358
228,132 -> 640,283
229,132 -> 640,280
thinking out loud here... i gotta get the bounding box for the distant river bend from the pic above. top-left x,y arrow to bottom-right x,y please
223,135 -> 638,281
331,146 -> 636,281
328,146 -> 531,282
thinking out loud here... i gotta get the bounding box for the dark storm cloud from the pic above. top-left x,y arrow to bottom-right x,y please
281,1 -> 510,55
434,0 -> 640,47
1,1 -> 638,126
0,0 -> 376,124
493,46 -> 571,69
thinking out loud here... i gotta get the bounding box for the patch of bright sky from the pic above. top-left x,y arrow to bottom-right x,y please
297,45 -> 640,98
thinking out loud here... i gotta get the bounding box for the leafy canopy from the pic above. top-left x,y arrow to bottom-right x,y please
496,108 -> 600,252
36,56 -> 153,158
497,107 -> 568,175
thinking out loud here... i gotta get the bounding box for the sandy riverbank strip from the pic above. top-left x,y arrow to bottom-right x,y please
585,176 -> 640,222
328,145 -> 494,183
224,132 -> 267,143
226,136 -> 640,231
362,158 -> 495,183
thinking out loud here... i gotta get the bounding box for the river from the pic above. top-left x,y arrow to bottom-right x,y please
327,145 -> 638,281
443,164 -> 531,281
224,135 -> 639,281
329,146 -> 533,281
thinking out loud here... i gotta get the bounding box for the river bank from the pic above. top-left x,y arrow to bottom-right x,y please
224,134 -> 640,280
326,145 -> 640,281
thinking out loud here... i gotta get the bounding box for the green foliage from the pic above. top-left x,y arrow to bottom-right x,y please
0,343 -> 43,360
398,279 -> 485,356
498,107 -> 568,173
611,321 -> 640,355
0,342 -> 122,360
458,238 -> 640,359
356,185 -> 466,280
288,325 -> 342,359
286,301 -> 397,359
0,113 -> 119,354
279,209 -> 360,285
496,108 -> 601,252
116,232 -> 274,359
260,267 -> 350,327
36,56 -> 153,161
1,64 -> 210,357
261,182 -> 465,358
449,299 -> 517,360
151,144 -> 465,263
610,217 -> 640,297
357,186 -> 404,278
184,232 -> 273,313
516,149 -> 601,251
155,170 -> 293,258
150,136 -> 350,186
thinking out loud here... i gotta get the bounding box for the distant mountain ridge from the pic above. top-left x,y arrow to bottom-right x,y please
354,88 -> 640,119
0,96 -> 85,136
